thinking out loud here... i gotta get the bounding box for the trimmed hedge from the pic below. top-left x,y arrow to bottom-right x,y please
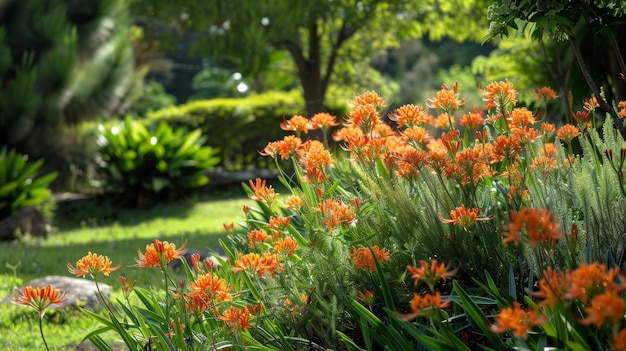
148,90 -> 348,170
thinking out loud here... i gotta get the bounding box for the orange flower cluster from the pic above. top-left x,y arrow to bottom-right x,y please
404,292 -> 451,320
248,178 -> 278,205
68,251 -> 121,277
389,104 -> 429,127
11,285 -> 66,318
317,198 -> 356,230
219,305 -> 252,330
260,135 -> 302,159
232,252 -> 283,277
296,140 -> 334,183
440,204 -> 491,229
346,91 -> 386,133
514,263 -> 626,341
189,271 -> 232,303
350,246 -> 390,272
556,124 -> 580,144
273,237 -> 297,255
502,207 -> 562,247
619,101 -> 626,118
135,239 -> 186,269
407,259 -> 457,292
535,86 -> 558,101
481,80 -> 517,112
280,114 -> 312,135
427,82 -> 465,112
491,302 -> 545,338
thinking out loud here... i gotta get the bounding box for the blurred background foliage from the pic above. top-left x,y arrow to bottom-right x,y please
0,0 -> 623,199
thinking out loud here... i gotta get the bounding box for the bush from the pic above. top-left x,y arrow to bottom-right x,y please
148,90 -> 349,170
96,116 -> 220,207
0,147 -> 57,219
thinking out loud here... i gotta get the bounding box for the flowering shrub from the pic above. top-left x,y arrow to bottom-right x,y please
12,81 -> 626,350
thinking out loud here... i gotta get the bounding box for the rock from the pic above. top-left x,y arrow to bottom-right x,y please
0,206 -> 51,241
19,275 -> 110,312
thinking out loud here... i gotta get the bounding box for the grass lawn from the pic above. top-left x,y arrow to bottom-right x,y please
0,184 -> 257,350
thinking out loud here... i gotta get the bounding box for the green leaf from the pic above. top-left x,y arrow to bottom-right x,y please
452,280 -> 508,350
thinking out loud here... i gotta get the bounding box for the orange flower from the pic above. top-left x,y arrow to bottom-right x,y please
433,113 -> 455,129
407,259 -> 457,291
541,122 -> 556,135
233,252 -> 282,277
317,198 -> 355,230
120,276 -> 136,300
401,126 -> 430,147
571,110 -> 592,129
68,252 -> 121,277
614,328 -> 626,351
11,285 -> 66,318
397,149 -> 429,179
352,91 -> 385,108
273,237 -> 297,255
502,208 -> 562,247
489,135 -> 522,163
280,114 -> 312,134
458,108 -> 485,130
482,80 -> 517,111
427,82 -> 464,112
440,204 -> 490,229
268,215 -> 291,238
248,178 -> 278,204
507,107 -> 535,127
245,229 -> 270,248
618,101 -> 626,118
440,128 -> 461,154
357,290 -> 375,307
296,140 -> 333,183
311,112 -> 339,129
390,104 -> 429,127
535,87 -> 558,101
135,239 -> 186,268
566,263 -> 625,304
533,268 -> 570,308
491,302 -> 544,338
350,246 -> 390,272
556,124 -> 580,144
346,104 -> 380,131
285,194 -> 305,210
580,290 -> 625,328
260,135 -> 302,159
220,306 -> 251,330
189,271 -> 232,302
402,292 -> 450,320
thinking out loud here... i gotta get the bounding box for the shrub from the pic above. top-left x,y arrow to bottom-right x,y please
96,116 -> 220,207
0,147 -> 57,219
148,90 -> 348,170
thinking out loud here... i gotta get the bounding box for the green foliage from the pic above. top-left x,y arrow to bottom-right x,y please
148,90 -> 349,170
0,0 -> 144,150
130,80 -> 177,116
96,116 -> 220,207
132,0 -> 492,116
0,147 -> 57,219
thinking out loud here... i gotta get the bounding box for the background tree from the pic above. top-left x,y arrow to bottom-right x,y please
132,0 -> 493,117
0,0 -> 145,154
485,0 -> 626,120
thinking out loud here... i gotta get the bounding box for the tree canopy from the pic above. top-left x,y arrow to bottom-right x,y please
132,0 -> 493,116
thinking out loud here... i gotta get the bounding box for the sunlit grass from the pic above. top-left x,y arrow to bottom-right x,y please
0,184 -> 261,350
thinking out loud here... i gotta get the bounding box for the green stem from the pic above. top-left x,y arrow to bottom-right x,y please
39,316 -> 50,351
